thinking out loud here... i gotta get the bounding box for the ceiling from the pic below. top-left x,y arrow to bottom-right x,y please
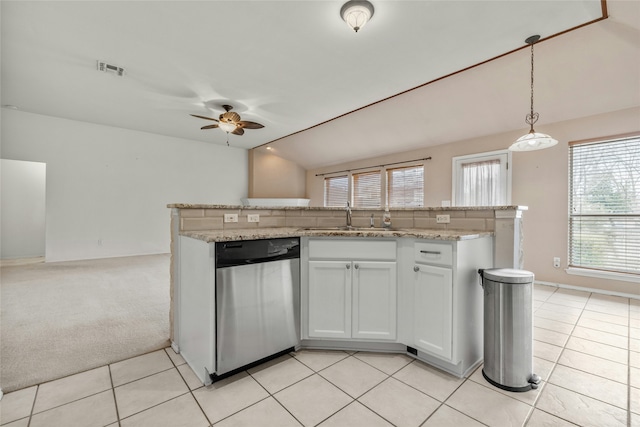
2,1 -> 639,169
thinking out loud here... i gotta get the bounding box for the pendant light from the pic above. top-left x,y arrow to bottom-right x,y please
340,0 -> 374,33
509,35 -> 558,152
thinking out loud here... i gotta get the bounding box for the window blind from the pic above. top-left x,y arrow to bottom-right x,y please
569,134 -> 640,275
387,165 -> 424,207
324,175 -> 348,207
353,170 -> 381,208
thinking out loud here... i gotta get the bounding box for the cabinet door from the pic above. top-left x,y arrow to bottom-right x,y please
308,261 -> 352,338
352,261 -> 397,340
413,264 -> 453,360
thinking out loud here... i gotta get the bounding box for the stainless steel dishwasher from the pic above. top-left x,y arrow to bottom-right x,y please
213,237 -> 300,382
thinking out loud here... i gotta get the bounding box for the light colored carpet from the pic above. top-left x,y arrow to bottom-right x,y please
0,254 -> 170,393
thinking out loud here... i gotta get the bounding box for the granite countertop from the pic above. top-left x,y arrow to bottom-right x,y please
180,227 -> 493,243
169,203 -> 527,211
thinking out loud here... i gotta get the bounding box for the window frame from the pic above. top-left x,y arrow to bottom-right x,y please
567,132 -> 640,283
322,163 -> 425,208
323,174 -> 349,207
451,149 -> 512,207
386,164 -> 425,208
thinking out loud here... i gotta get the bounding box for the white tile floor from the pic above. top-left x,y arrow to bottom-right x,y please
1,284 -> 639,427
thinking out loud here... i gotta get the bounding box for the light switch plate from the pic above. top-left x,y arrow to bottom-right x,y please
436,214 -> 450,224
224,213 -> 238,223
247,214 -> 260,223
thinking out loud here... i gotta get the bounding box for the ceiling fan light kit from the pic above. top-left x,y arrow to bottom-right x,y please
190,104 -> 264,146
340,0 -> 374,33
509,35 -> 558,152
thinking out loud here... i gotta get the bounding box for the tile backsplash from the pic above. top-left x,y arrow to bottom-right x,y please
177,207 -> 499,232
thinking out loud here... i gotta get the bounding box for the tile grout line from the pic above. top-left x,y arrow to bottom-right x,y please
245,354 -> 307,427
521,285 -> 560,427
164,348 -> 213,427
25,384 -> 38,427
107,364 -> 122,427
538,290 -> 633,425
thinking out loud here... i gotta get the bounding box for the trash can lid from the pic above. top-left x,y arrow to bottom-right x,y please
482,268 -> 534,284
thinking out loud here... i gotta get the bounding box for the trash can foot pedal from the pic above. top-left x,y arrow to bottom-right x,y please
482,369 -> 536,393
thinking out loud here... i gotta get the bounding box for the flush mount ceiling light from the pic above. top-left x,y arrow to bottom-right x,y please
509,35 -> 558,152
340,0 -> 374,33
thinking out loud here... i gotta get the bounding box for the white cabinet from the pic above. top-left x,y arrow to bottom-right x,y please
306,239 -> 397,341
400,237 -> 492,376
413,263 -> 453,359
352,261 -> 397,340
308,261 -> 351,338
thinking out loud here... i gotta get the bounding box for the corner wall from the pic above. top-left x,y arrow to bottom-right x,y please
248,149 -> 306,198
1,109 -> 248,262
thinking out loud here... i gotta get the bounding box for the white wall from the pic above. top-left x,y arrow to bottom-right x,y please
0,159 -> 47,259
1,109 -> 248,262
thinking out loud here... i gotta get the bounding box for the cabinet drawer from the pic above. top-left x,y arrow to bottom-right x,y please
414,242 -> 453,266
309,239 -> 396,260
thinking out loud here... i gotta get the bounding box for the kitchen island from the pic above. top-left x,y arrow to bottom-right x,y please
169,204 -> 526,384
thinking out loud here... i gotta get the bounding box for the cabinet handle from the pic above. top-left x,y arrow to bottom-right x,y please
346,264 -> 351,270
354,264 -> 359,270
420,250 -> 441,255
414,266 -> 420,272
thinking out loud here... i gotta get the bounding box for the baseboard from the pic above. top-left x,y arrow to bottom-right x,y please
535,280 -> 640,300
0,257 -> 45,267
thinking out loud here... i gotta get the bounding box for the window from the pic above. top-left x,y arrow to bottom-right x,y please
387,165 -> 424,207
322,163 -> 425,208
324,175 -> 348,207
353,170 -> 381,208
569,134 -> 640,277
452,150 -> 511,206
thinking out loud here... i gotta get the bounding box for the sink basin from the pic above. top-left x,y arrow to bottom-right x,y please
300,226 -> 405,232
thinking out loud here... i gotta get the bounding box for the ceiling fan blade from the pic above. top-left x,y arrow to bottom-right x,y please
190,114 -> 219,122
201,124 -> 219,130
231,127 -> 245,136
237,121 -> 264,129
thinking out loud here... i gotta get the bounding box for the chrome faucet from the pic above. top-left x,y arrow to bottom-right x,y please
346,201 -> 352,227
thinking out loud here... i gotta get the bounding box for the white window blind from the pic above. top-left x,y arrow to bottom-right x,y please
324,175 -> 348,207
387,165 -> 424,207
569,134 -> 640,275
353,171 -> 381,208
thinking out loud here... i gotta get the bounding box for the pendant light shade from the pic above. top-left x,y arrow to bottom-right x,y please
510,132 -> 558,151
340,0 -> 374,33
509,35 -> 557,152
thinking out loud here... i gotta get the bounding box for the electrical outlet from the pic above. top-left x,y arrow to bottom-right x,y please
224,213 -> 238,223
553,257 -> 561,268
247,214 -> 260,223
436,214 -> 450,224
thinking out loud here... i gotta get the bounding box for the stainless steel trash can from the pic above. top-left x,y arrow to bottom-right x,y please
479,268 -> 540,392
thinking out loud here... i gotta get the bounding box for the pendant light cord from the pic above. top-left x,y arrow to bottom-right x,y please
525,38 -> 539,132
529,42 -> 535,131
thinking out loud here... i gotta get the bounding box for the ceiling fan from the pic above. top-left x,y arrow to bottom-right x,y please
191,105 -> 264,142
